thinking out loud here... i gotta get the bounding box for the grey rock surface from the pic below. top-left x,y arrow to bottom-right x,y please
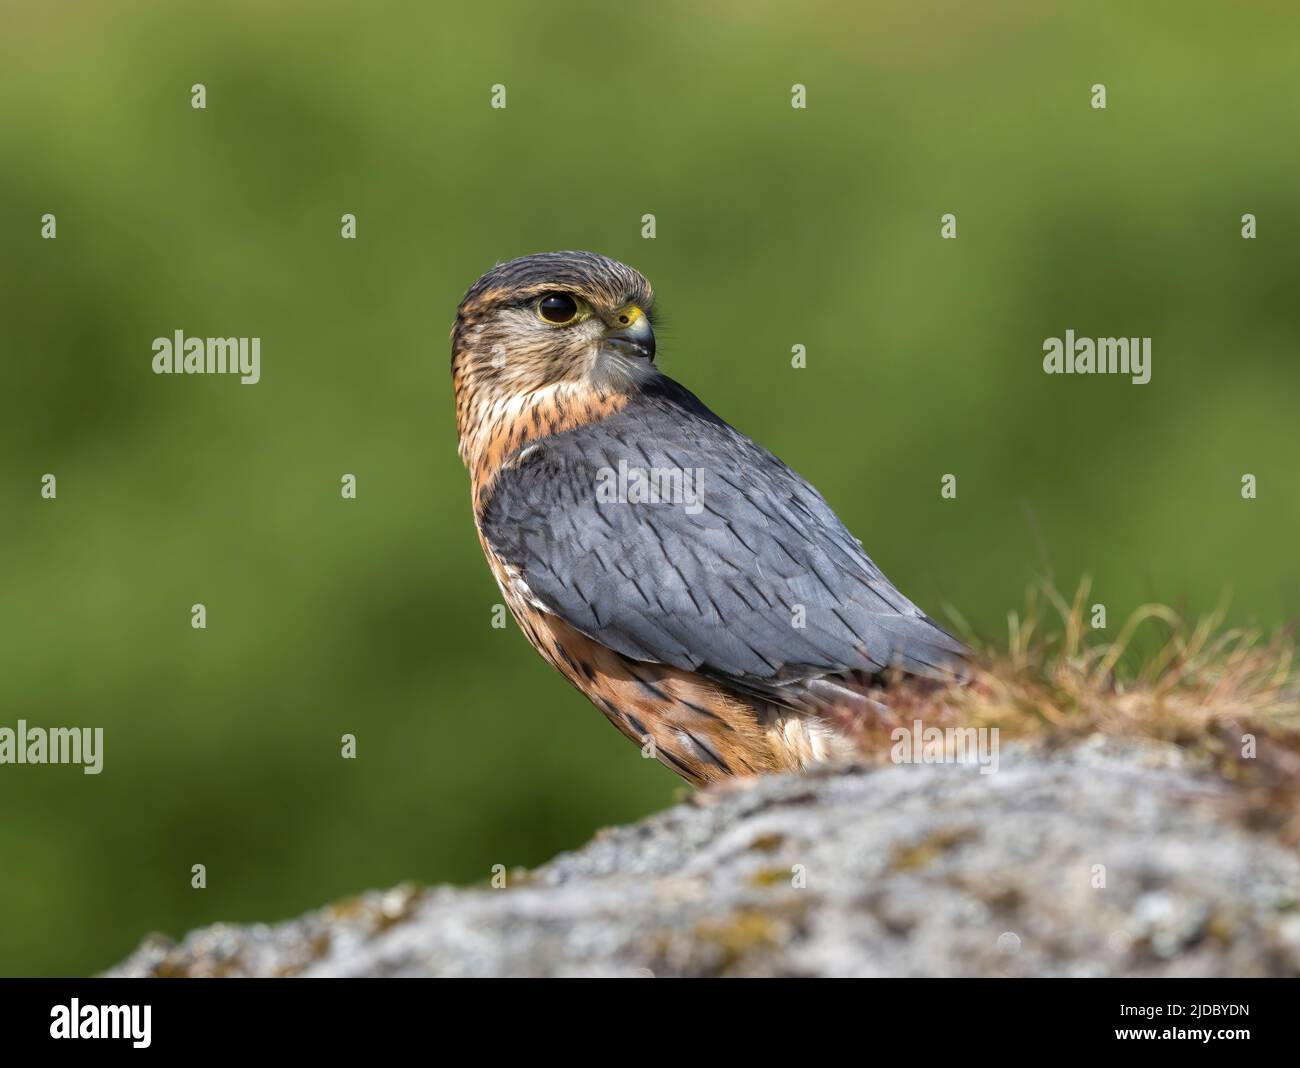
108,739 -> 1300,977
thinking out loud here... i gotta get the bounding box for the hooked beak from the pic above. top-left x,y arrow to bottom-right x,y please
602,304 -> 655,361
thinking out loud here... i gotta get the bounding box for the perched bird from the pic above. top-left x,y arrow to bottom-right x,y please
452,251 -> 965,786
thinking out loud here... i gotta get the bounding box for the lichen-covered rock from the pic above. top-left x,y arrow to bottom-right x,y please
108,739 -> 1300,977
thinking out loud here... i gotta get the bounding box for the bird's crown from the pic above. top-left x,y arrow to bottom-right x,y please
456,251 -> 653,321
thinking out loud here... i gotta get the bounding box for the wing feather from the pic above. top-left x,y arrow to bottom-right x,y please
479,377 -> 965,694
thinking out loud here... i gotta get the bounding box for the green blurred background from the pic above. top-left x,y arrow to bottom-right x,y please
1,1 -> 1297,975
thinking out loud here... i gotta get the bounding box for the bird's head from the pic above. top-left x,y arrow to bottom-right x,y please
451,252 -> 657,439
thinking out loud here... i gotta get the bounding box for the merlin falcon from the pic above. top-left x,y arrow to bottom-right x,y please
452,251 -> 965,785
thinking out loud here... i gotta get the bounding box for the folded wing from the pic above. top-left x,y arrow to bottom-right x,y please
478,378 -> 966,701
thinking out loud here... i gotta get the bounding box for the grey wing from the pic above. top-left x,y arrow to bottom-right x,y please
479,402 -> 965,695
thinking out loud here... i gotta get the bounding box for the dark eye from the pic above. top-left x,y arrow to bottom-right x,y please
537,292 -> 579,324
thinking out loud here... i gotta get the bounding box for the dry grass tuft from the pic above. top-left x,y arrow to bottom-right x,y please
855,581 -> 1300,841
